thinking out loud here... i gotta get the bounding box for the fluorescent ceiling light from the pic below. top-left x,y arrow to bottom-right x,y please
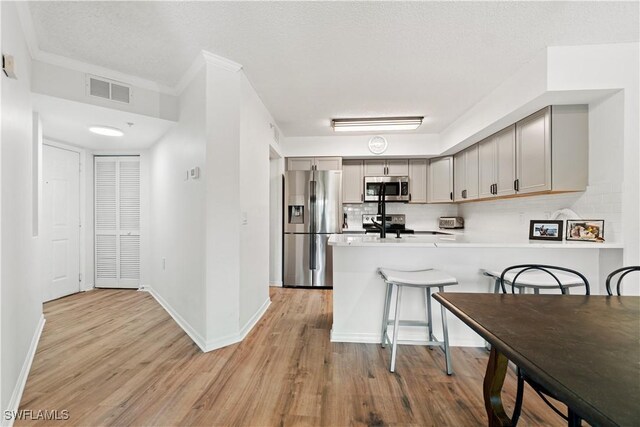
332,117 -> 423,132
89,125 -> 124,137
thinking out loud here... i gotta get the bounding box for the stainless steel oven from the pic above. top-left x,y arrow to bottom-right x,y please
363,176 -> 410,202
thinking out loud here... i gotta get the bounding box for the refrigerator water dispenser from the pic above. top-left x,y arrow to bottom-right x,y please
288,205 -> 304,224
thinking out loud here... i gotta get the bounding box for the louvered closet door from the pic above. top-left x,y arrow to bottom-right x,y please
95,156 -> 140,288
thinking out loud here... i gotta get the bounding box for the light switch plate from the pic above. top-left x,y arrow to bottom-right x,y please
190,167 -> 200,179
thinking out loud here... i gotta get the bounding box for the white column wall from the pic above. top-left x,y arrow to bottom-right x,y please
149,69 -> 208,345
1,2 -> 44,422
204,63 -> 242,346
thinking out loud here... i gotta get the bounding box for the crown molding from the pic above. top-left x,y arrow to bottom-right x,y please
201,50 -> 243,72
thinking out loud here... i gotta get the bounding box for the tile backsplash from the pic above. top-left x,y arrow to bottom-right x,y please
343,202 -> 457,231
344,181 -> 622,242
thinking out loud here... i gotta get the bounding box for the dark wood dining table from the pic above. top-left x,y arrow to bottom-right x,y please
433,292 -> 640,427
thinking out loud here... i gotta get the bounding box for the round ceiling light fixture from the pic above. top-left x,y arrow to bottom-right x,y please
89,125 -> 124,137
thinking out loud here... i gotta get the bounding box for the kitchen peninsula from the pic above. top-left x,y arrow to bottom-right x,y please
328,233 -> 623,346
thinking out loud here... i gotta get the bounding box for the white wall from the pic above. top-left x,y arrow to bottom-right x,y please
546,43 -> 639,267
269,156 -> 284,286
1,1 -> 44,422
148,53 -> 278,351
238,74 -> 272,324
281,133 -> 441,158
31,60 -> 178,122
149,68 -> 207,344
203,62 -> 242,346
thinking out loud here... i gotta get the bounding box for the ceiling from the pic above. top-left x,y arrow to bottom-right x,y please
33,95 -> 175,151
27,1 -> 640,137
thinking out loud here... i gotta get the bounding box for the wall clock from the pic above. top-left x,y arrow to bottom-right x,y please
368,136 -> 388,155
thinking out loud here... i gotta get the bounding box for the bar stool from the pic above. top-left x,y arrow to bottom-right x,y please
378,268 -> 458,375
482,269 -> 586,294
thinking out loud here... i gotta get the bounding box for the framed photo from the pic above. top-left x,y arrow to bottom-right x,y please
566,220 -> 605,242
529,220 -> 563,241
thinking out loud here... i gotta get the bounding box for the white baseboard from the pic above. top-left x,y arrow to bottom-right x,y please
269,281 -> 282,287
145,289 -> 271,353
3,315 -> 46,427
144,287 -> 208,352
204,297 -> 271,351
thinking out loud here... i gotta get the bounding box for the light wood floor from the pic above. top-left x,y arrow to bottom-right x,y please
18,288 -> 564,426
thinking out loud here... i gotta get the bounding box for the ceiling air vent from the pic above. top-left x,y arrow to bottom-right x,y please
87,75 -> 131,104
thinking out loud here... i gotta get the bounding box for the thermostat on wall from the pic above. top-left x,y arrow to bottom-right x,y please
190,167 -> 200,179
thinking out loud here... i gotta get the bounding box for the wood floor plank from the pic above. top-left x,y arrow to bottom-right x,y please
17,288 -> 566,426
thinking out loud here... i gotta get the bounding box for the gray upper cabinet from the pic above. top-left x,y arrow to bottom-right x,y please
342,160 -> 364,204
287,157 -> 315,171
515,105 -> 587,195
408,159 -> 428,203
516,108 -> 551,194
427,156 -> 454,203
363,159 -> 409,176
363,159 -> 386,176
315,157 -> 343,171
386,159 -> 409,176
478,126 -> 516,199
495,126 -> 517,196
453,145 -> 479,202
287,157 -> 342,171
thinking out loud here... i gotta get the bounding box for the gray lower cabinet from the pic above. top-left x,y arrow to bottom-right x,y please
427,156 -> 454,203
342,160 -> 364,203
408,159 -> 427,203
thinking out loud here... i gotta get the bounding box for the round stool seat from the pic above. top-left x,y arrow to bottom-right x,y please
485,269 -> 584,288
378,268 -> 458,287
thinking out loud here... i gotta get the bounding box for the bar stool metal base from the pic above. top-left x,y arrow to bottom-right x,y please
379,269 -> 456,376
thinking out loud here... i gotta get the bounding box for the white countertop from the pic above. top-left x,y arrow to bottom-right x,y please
328,233 -> 623,249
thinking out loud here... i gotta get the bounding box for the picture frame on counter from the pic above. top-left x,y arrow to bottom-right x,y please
529,220 -> 563,241
566,219 -> 605,242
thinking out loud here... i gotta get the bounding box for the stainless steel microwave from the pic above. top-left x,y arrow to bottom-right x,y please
364,176 -> 410,202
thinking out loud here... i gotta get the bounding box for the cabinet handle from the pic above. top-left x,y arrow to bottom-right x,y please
450,191 -> 453,201
409,193 -> 412,202
463,189 -> 467,199
515,179 -> 520,192
489,184 -> 493,195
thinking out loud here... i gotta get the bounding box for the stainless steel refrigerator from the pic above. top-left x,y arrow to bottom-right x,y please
283,170 -> 342,287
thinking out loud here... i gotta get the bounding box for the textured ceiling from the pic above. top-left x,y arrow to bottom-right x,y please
28,1 -> 639,137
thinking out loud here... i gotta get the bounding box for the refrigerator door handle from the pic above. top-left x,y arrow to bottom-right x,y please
309,179 -> 316,271
309,180 -> 316,233
309,235 -> 316,271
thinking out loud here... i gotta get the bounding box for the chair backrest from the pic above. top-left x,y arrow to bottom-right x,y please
605,266 -> 640,296
499,264 -> 590,295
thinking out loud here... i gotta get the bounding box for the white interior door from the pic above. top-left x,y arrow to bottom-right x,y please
43,145 -> 80,301
95,156 -> 140,288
